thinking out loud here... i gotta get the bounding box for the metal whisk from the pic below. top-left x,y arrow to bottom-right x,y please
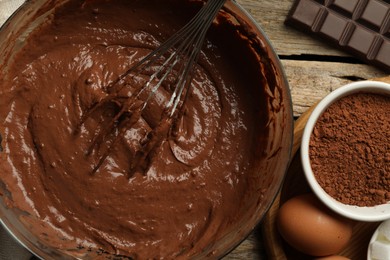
78,0 -> 227,175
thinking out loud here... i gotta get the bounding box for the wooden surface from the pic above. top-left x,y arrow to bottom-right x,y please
237,0 -> 387,118
224,0 -> 389,259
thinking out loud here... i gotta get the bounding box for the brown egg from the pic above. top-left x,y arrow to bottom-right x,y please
277,193 -> 354,256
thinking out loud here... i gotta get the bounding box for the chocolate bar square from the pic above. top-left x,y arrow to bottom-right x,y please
285,0 -> 390,72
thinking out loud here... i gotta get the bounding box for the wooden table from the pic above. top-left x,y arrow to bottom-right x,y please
224,0 -> 388,259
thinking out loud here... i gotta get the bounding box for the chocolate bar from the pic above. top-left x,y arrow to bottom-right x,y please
285,0 -> 390,72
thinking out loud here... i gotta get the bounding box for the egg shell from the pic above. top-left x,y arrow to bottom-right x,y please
277,193 -> 354,256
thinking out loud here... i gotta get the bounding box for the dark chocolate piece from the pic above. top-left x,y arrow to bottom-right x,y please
285,0 -> 390,72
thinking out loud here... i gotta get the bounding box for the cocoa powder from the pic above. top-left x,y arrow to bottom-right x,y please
309,92 -> 390,207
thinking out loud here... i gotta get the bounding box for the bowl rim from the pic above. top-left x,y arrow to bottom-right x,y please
301,80 -> 390,222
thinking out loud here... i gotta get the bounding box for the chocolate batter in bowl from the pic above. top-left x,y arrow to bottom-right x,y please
0,0 -> 293,259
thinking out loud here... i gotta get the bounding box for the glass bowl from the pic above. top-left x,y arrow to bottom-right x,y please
0,0 -> 293,258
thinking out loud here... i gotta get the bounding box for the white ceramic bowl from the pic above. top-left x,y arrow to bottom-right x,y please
367,219 -> 390,260
301,80 -> 390,222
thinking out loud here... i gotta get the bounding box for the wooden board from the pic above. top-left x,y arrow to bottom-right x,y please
261,76 -> 390,259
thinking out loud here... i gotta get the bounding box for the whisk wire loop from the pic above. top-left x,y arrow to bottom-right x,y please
80,0 -> 227,175
167,0 -> 226,113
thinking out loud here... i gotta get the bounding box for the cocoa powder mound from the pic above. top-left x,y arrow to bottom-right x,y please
309,92 -> 390,207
